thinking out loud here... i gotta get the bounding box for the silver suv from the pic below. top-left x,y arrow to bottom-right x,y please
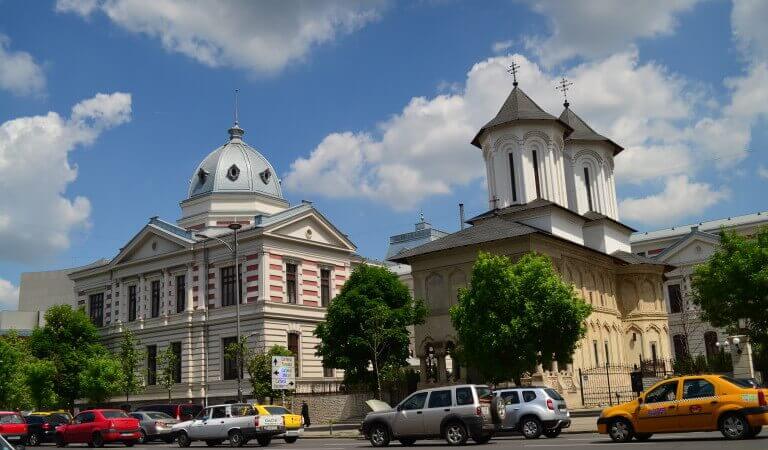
361,384 -> 505,447
494,387 -> 571,439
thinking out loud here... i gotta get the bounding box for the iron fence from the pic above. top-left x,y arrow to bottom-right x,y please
578,363 -> 636,407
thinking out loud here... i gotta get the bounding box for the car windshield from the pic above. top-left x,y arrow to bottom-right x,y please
0,415 -> 23,424
102,411 -> 129,419
264,407 -> 289,415
146,412 -> 173,420
544,388 -> 564,400
475,386 -> 493,401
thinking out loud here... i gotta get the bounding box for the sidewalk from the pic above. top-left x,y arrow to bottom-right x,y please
300,416 -> 599,439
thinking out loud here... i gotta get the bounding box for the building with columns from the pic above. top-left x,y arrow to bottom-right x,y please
391,82 -> 672,394
68,121 -> 358,405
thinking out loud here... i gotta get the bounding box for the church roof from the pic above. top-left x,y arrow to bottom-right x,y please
558,107 -> 623,154
471,86 -> 573,148
610,250 -> 667,266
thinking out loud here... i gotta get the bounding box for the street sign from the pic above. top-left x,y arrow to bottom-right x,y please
271,356 -> 296,390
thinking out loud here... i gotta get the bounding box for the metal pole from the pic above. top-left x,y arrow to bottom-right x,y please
605,362 -> 613,406
234,225 -> 242,403
578,368 -> 585,406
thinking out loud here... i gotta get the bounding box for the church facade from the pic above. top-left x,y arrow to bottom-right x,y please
69,121 -> 358,405
391,82 -> 672,393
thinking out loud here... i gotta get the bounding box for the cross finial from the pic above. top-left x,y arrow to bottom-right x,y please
556,76 -> 574,108
507,60 -> 520,87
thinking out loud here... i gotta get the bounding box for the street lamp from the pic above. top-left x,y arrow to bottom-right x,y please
196,222 -> 244,402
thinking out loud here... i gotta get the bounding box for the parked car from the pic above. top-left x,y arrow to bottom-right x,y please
494,387 -> 571,439
252,405 -> 303,443
171,403 -> 284,447
0,433 -> 20,450
54,409 -> 140,447
0,412 -> 28,448
24,414 -> 69,446
27,412 -> 72,423
360,384 -> 505,447
134,404 -> 203,421
597,374 -> 768,442
128,412 -> 179,444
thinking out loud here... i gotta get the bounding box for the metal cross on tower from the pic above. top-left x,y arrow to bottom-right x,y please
556,76 -> 574,108
507,60 -> 520,87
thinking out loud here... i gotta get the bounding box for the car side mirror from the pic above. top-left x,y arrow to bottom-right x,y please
396,405 -> 403,412
637,397 -> 644,405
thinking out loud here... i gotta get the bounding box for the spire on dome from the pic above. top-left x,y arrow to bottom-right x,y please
228,88 -> 245,141
555,76 -> 573,108
558,107 -> 623,155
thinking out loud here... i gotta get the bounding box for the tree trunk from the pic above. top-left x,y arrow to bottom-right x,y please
372,354 -> 382,400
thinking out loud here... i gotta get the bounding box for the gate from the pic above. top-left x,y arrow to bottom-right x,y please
578,363 -> 635,407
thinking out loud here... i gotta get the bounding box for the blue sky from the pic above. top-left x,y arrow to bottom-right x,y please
1,0 -> 767,309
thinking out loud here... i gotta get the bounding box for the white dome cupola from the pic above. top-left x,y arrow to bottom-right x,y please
178,121 -> 290,232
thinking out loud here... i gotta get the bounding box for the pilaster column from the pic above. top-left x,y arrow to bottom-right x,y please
258,249 -> 269,302
163,269 -> 171,316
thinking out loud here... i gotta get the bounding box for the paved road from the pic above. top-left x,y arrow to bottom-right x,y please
38,431 -> 768,450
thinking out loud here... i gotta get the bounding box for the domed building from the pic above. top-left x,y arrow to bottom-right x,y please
68,120 -> 361,414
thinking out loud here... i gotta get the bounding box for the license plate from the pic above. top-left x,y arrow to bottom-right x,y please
263,426 -> 277,431
481,405 -> 490,415
4,436 -> 18,440
121,432 -> 135,436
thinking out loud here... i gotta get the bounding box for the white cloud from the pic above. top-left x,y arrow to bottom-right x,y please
521,0 -> 701,66
492,40 -> 514,54
0,34 -> 46,96
56,0 -> 385,75
0,92 -> 132,263
758,165 -> 768,180
619,176 -> 729,226
731,0 -> 768,62
0,278 -> 19,311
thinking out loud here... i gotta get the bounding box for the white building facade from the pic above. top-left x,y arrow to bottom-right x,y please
69,122 -> 358,405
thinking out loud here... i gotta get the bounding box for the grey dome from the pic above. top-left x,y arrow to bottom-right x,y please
188,125 -> 283,200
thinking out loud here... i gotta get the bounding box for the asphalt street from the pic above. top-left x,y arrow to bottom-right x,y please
33,431 -> 768,450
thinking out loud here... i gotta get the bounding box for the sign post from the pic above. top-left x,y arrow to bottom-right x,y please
272,356 -> 296,406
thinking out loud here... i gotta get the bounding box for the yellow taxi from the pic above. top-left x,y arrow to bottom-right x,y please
252,404 -> 303,443
597,375 -> 768,442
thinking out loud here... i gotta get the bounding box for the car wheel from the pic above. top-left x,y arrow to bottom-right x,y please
634,433 -> 653,441
28,432 -> 42,446
398,438 -> 416,446
177,432 -> 192,448
137,430 -> 147,445
162,435 -> 176,444
543,427 -> 561,438
444,421 -> 468,446
55,435 -> 67,447
473,434 -> 492,444
228,430 -> 245,448
283,436 -> 298,444
720,413 -> 748,440
521,417 -> 542,439
255,436 -> 272,447
92,432 -> 104,448
369,424 -> 390,447
607,418 -> 634,443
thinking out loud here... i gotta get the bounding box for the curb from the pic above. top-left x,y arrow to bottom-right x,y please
300,429 -> 600,439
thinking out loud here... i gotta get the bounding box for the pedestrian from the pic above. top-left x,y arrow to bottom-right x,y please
301,400 -> 310,428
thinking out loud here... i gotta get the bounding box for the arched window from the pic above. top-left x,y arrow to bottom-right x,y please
531,150 -> 541,198
508,153 -> 517,202
583,167 -> 593,211
673,334 -> 689,360
704,331 -> 719,360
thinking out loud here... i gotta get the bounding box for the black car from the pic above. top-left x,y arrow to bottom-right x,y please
24,415 -> 68,446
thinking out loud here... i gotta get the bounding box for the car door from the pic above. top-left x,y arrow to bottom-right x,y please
422,389 -> 453,435
207,406 -> 228,438
73,412 -> 94,443
499,390 -> 522,429
635,380 -> 680,433
676,378 -> 718,431
188,408 -> 211,440
391,392 -> 428,437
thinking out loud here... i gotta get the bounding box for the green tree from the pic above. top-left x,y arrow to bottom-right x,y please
29,305 -> 109,409
246,345 -> 293,402
79,356 -> 123,404
25,359 -> 59,409
450,252 -> 592,384
157,346 -> 179,402
315,264 -> 427,397
117,329 -> 144,402
0,331 -> 30,409
692,227 -> 768,377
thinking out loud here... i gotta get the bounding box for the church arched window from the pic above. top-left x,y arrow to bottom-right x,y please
583,166 -> 593,211
508,153 -> 517,202
532,150 -> 541,198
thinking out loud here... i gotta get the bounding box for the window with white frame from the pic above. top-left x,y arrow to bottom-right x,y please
286,263 -> 298,304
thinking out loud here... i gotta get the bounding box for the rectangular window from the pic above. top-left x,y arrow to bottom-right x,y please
323,364 -> 334,378
651,342 -> 658,363
320,268 -> 331,307
286,263 -> 297,304
604,341 -> 610,364
171,341 -> 182,383
532,150 -> 541,199
128,285 -> 137,322
147,345 -> 157,386
593,340 -> 600,366
668,284 -> 682,313
89,293 -> 104,327
151,280 -> 161,318
176,275 -> 186,313
583,167 -> 593,211
221,266 -> 240,307
508,153 -> 517,202
222,337 -> 239,380
427,390 -> 452,408
288,333 -> 300,377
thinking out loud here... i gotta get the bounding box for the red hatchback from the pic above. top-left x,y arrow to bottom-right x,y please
56,409 -> 140,447
0,412 -> 28,446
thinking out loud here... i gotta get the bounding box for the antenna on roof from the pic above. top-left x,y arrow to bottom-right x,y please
234,88 -> 240,126
507,60 -> 520,87
556,76 -> 574,108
